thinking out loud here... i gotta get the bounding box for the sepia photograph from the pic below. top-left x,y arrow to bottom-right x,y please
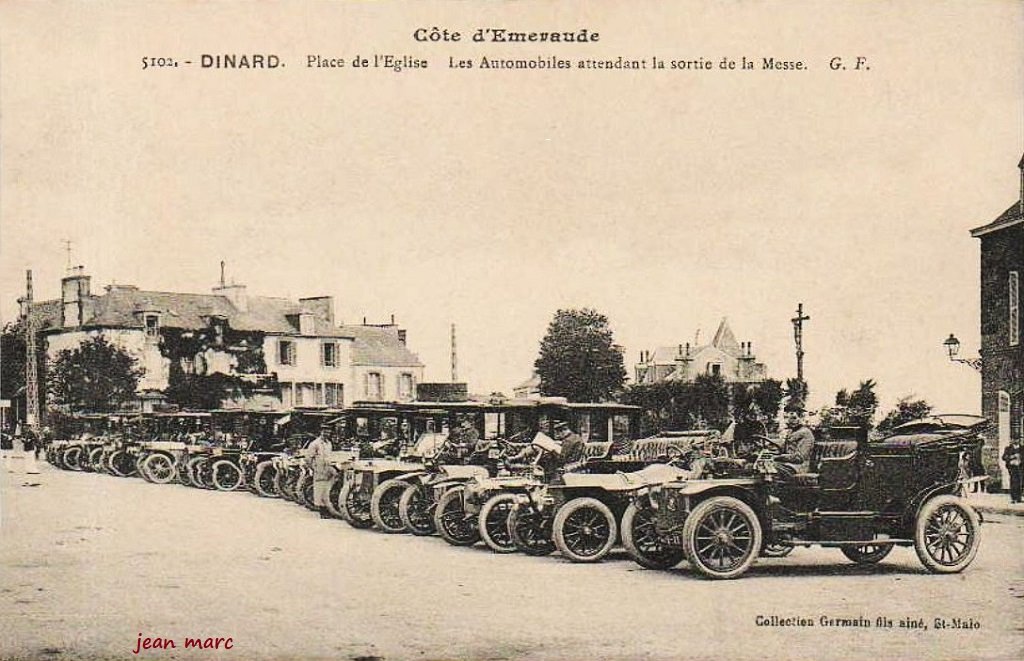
0,1 -> 1022,660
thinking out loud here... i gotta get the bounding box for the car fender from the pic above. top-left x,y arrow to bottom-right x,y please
907,481 -> 980,528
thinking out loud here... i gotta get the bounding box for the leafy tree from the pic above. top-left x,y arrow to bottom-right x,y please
1,321 -> 26,400
878,396 -> 933,434
534,308 -> 626,402
819,379 -> 879,430
48,336 -> 145,412
621,374 -> 734,434
784,377 -> 808,409
732,379 -> 785,434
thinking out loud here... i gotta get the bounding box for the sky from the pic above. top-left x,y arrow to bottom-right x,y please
1,1 -> 1021,416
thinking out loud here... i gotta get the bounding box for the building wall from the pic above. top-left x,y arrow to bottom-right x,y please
263,335 -> 354,408
351,364 -> 423,403
45,328 -> 169,392
978,224 -> 1024,486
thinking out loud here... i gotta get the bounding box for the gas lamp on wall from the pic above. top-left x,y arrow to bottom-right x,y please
943,334 -> 982,371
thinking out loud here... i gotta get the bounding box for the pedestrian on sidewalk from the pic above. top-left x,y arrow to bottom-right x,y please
308,425 -> 334,518
1002,437 -> 1022,504
22,428 -> 40,475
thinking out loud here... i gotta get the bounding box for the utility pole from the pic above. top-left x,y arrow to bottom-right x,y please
791,303 -> 810,382
23,270 -> 40,430
450,323 -> 458,382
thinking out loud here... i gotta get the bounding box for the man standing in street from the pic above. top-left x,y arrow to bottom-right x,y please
308,425 -> 334,518
1002,437 -> 1022,504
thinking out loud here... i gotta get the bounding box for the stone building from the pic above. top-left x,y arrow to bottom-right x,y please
18,267 -> 424,414
634,318 -> 767,385
970,155 -> 1024,488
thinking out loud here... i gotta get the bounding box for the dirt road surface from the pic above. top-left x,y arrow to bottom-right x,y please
2,462 -> 1022,661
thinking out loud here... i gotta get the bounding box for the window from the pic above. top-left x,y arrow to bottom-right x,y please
365,372 -> 383,400
321,341 -> 338,367
144,314 -> 160,341
277,339 -> 296,366
280,382 -> 293,408
314,383 -> 325,406
1011,271 -> 1019,347
398,372 -> 414,399
707,363 -> 722,376
325,383 -> 343,407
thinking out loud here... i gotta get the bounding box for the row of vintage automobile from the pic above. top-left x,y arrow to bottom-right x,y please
44,398 -> 989,579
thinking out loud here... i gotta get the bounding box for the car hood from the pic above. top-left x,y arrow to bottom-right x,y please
561,463 -> 691,491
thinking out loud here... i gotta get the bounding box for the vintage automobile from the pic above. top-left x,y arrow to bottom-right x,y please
625,415 -> 989,579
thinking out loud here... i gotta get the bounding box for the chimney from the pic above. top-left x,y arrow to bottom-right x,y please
61,265 -> 91,328
212,263 -> 247,312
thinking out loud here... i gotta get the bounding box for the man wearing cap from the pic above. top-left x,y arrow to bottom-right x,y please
308,426 -> 334,518
775,403 -> 815,477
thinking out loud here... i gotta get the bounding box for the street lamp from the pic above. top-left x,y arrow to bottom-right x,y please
943,333 -> 982,371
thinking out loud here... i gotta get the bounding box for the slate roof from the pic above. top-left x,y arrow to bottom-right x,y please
970,201 -> 1023,237
338,324 -> 423,367
645,318 -> 745,363
30,288 -> 351,339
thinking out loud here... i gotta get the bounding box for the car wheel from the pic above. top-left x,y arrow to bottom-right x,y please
508,503 -> 555,556
143,453 -> 177,485
552,497 -> 618,563
86,446 -> 105,473
323,475 -> 345,517
682,496 -> 762,580
434,486 -> 480,546
108,450 -> 135,477
914,494 -> 980,574
339,480 -> 374,529
478,494 -> 517,553
63,446 -> 83,471
399,483 -> 436,536
622,502 -> 685,570
761,543 -> 795,558
212,460 -> 243,491
840,543 -> 893,564
371,479 -> 410,533
254,461 -> 280,498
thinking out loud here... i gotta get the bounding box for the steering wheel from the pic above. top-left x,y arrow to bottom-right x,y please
747,434 -> 783,453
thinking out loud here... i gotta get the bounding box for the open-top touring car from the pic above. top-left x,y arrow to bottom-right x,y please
625,415 -> 989,578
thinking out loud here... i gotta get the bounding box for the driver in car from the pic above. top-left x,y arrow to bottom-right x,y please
553,421 -> 586,472
775,402 -> 816,478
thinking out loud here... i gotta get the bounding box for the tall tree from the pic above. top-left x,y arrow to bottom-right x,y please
847,379 -> 879,429
0,321 -> 26,400
534,308 -> 626,402
48,336 -> 145,412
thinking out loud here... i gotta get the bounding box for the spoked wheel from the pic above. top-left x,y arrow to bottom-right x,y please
142,453 -> 177,484
324,475 -> 345,516
622,502 -> 685,570
300,473 -> 315,509
434,486 -> 480,546
339,481 -> 374,529
841,543 -> 892,564
294,471 -> 309,506
254,461 -> 280,498
553,497 -> 617,563
399,484 -> 436,536
280,468 -> 300,501
63,446 -> 84,471
508,503 -> 555,556
86,446 -> 105,473
761,543 -> 795,558
682,496 -> 762,579
187,457 -> 209,488
108,450 -> 137,477
212,460 -> 244,491
371,479 -> 409,533
914,495 -> 980,573
478,494 -> 517,553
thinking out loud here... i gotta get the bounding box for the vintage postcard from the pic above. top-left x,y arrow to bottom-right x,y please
1,1 -> 1021,660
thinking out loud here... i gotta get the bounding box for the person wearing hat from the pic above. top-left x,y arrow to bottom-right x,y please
553,421 -> 585,471
1002,436 -> 1022,504
775,402 -> 815,476
308,425 -> 334,518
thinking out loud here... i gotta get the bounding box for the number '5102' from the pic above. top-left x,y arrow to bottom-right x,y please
142,57 -> 178,70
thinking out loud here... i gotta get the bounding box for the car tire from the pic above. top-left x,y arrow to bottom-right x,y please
371,479 -> 410,533
399,483 -> 436,536
478,493 -> 517,553
621,502 -> 685,570
108,450 -> 135,477
552,497 -> 618,563
254,461 -> 280,498
63,446 -> 83,471
212,460 -> 243,491
682,496 -> 762,580
86,446 -> 105,473
339,480 -> 374,529
508,503 -> 555,556
434,486 -> 480,546
323,475 -> 345,517
142,453 -> 177,485
840,543 -> 893,564
914,494 -> 980,574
